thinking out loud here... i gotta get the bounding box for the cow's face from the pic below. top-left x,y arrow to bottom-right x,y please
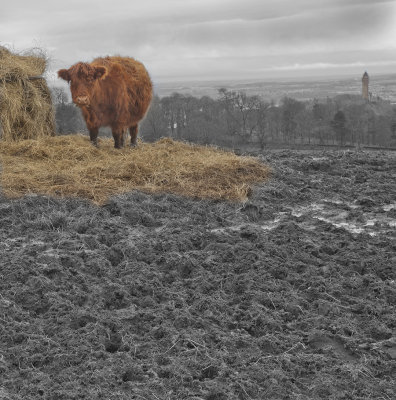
58,63 -> 107,107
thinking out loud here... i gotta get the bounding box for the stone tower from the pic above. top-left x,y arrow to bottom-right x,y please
362,71 -> 369,100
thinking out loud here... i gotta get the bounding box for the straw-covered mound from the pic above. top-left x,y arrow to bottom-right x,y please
0,47 -> 55,140
0,135 -> 270,204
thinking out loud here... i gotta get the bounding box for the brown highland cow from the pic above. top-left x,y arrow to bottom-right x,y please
58,56 -> 152,148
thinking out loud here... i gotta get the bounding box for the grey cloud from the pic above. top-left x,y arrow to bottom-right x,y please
1,0 -> 395,81
162,3 -> 392,58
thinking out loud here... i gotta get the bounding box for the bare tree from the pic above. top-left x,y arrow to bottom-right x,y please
281,97 -> 305,144
218,88 -> 261,145
140,96 -> 168,141
50,86 -> 69,105
331,110 -> 348,146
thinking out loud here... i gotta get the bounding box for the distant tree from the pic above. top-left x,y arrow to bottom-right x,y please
255,101 -> 271,149
50,86 -> 69,105
281,97 -> 305,143
161,95 -> 177,138
140,96 -> 168,141
218,88 -> 261,144
138,89 -> 396,149
312,100 -> 325,122
55,104 -> 86,134
182,96 -> 219,144
374,115 -> 392,146
312,100 -> 328,144
50,86 -> 86,134
331,110 -> 348,146
295,109 -> 314,144
266,103 -> 282,143
173,93 -> 187,139
367,114 -> 376,145
344,104 -> 369,146
218,88 -> 240,142
197,96 -> 228,145
391,113 -> 396,140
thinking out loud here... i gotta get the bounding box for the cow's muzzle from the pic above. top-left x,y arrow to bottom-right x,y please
74,96 -> 89,106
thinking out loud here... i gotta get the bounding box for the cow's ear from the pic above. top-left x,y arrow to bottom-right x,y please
58,69 -> 70,82
94,66 -> 107,80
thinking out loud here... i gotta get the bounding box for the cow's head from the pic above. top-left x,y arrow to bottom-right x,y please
58,62 -> 107,106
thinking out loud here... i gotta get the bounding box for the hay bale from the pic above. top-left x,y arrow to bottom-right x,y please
0,47 -> 55,141
0,135 -> 270,204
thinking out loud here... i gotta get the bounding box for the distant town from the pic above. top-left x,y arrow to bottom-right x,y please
153,73 -> 396,104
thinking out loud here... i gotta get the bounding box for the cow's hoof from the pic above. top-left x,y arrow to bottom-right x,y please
130,142 -> 137,148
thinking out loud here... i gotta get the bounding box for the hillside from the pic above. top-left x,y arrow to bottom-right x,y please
0,149 -> 395,399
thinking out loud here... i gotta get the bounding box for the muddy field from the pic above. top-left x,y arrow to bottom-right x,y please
0,149 -> 395,399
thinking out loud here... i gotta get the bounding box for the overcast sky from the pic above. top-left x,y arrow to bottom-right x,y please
1,0 -> 395,84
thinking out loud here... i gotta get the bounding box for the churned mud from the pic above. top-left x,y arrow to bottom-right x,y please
0,149 -> 395,399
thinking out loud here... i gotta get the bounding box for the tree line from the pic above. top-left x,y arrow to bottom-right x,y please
52,87 -> 396,149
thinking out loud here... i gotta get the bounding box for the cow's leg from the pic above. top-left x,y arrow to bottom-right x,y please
129,124 -> 138,147
112,128 -> 124,149
83,108 -> 100,147
120,129 -> 126,147
89,127 -> 99,147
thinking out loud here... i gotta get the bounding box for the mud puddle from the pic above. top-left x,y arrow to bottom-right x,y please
290,200 -> 396,236
212,199 -> 395,236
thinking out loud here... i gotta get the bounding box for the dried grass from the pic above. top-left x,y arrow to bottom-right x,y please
0,135 -> 270,204
0,46 -> 55,140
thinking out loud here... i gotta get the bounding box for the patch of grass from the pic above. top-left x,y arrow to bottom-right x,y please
0,135 -> 270,204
